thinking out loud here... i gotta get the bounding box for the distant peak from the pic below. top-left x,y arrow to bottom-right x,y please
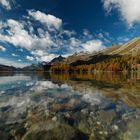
48,55 -> 65,65
58,55 -> 63,58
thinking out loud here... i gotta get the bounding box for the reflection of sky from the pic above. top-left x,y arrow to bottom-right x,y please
0,74 -> 139,127
0,75 -> 104,118
0,75 -> 32,92
0,75 -> 137,109
0,76 -> 31,85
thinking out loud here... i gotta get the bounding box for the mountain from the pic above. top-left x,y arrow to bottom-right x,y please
42,55 -> 65,71
103,37 -> 140,55
0,64 -> 17,71
22,63 -> 44,71
63,52 -> 93,64
102,44 -> 121,55
48,55 -> 65,65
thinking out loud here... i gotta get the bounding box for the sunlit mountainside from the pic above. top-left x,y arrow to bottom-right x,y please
103,37 -> 140,55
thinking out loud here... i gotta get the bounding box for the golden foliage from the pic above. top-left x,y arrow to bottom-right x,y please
50,55 -> 140,73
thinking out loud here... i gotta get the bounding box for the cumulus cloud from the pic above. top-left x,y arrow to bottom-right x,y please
102,0 -> 140,26
62,30 -> 76,37
0,0 -> 14,10
18,59 -> 22,62
0,19 -> 35,49
69,37 -> 81,47
96,31 -> 112,44
116,36 -> 131,44
0,45 -> 6,51
82,40 -> 104,52
83,29 -> 93,39
0,19 -> 55,50
31,50 -> 57,62
28,10 -> 62,31
12,53 -> 19,57
0,17 -> 60,62
26,56 -> 34,61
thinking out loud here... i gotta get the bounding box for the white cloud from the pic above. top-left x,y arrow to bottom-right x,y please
0,19 -> 55,50
98,33 -> 104,39
0,58 -> 27,67
0,17 -> 61,62
82,39 -> 104,52
19,48 -> 23,52
18,59 -> 22,62
96,32 -> 112,44
117,36 -> 131,43
0,0 -> 14,10
62,30 -> 76,37
83,29 -> 90,36
69,37 -> 81,47
26,56 -> 34,61
31,50 -> 57,62
39,54 -> 57,62
102,0 -> 140,26
0,19 -> 34,49
12,53 -> 19,57
0,45 -> 6,51
28,10 -> 62,31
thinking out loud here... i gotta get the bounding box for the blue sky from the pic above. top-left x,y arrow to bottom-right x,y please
0,0 -> 140,67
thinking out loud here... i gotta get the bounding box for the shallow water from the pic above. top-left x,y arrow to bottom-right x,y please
0,72 -> 140,140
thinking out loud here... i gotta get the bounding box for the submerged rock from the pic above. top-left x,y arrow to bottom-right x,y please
22,124 -> 88,140
97,110 -> 116,125
123,119 -> 140,140
78,120 -> 90,134
0,131 -> 14,140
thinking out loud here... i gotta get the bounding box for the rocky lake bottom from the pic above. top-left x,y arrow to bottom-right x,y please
0,72 -> 140,140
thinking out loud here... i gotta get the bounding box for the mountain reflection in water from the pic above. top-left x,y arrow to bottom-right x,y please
0,72 -> 140,140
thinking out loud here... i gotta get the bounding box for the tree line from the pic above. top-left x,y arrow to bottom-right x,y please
50,55 -> 140,73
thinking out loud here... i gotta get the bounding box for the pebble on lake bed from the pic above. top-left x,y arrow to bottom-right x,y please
52,116 -> 57,121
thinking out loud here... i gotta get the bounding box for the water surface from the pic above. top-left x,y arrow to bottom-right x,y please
0,72 -> 140,140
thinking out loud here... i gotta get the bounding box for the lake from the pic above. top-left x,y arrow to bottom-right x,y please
0,72 -> 140,140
